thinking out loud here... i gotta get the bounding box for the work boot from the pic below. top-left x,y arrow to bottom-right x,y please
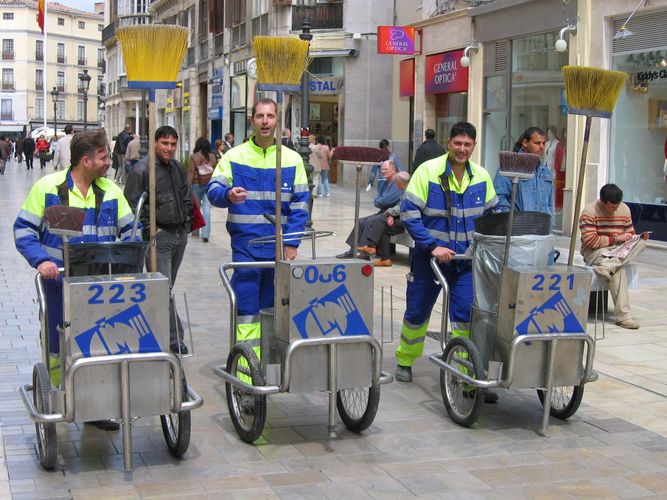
484,389 -> 499,404
170,342 -> 189,355
395,365 -> 412,382
87,420 -> 120,431
336,249 -> 354,259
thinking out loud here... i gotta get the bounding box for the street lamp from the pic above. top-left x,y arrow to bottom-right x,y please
50,87 -> 59,138
78,69 -> 92,130
297,0 -> 316,228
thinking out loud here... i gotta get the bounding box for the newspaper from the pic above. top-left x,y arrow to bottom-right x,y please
602,232 -> 651,259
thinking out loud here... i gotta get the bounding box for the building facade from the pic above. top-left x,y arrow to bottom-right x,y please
0,0 -> 103,138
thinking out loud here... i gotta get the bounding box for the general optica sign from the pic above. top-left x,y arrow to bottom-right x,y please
377,26 -> 416,55
425,50 -> 468,94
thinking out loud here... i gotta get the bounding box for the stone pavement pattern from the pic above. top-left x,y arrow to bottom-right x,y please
2,157 -> 667,498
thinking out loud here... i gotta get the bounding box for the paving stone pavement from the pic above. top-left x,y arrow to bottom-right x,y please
2,157 -> 667,498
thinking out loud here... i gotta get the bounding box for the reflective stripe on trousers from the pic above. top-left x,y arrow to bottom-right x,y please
396,254 -> 472,367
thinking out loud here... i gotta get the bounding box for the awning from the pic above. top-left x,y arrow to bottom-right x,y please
310,49 -> 359,58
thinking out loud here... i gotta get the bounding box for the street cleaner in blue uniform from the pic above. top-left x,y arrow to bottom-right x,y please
395,122 -> 499,402
207,98 -> 309,363
13,129 -> 139,431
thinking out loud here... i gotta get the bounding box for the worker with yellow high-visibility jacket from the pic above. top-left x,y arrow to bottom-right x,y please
207,98 -> 309,363
13,130 -> 139,396
395,122 -> 497,385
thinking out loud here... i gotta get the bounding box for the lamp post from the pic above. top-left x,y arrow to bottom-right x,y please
50,87 -> 59,138
78,69 -> 91,130
298,0 -> 316,228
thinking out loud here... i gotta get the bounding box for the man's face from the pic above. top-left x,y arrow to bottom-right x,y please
447,134 -> 476,165
601,201 -> 621,213
83,146 -> 111,178
155,135 -> 178,162
226,134 -> 234,145
252,103 -> 278,140
522,133 -> 546,156
380,162 -> 397,180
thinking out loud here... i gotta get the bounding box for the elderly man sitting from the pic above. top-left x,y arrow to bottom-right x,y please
336,161 -> 410,266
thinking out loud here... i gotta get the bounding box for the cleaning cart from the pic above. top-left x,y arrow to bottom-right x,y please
20,240 -> 203,471
216,231 -> 394,443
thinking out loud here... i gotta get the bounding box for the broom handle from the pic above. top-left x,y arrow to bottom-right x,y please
353,164 -> 362,258
148,100 -> 157,272
503,178 -> 519,269
275,96 -> 283,262
567,115 -> 592,266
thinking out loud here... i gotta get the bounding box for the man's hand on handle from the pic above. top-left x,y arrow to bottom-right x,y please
431,246 -> 456,264
37,261 -> 59,280
283,246 -> 298,260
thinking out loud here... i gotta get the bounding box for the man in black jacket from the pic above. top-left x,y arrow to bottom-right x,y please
114,124 -> 132,183
23,136 -> 35,170
412,128 -> 445,175
124,126 -> 193,354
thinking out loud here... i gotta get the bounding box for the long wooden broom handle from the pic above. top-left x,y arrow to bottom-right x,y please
148,100 -> 157,271
275,99 -> 283,262
567,115 -> 592,266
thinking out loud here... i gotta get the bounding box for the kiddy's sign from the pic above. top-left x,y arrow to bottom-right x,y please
425,50 -> 468,94
377,26 -> 416,55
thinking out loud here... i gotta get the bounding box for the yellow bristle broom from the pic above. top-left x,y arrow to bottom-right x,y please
251,36 -> 310,262
563,66 -> 627,265
116,25 -> 188,271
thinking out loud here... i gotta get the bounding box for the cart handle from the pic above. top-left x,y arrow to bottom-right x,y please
249,229 -> 335,260
429,255 -> 472,352
219,261 -> 276,349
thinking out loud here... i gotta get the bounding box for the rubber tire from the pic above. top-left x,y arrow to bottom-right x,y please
337,384 -> 381,433
160,372 -> 191,457
225,342 -> 267,444
440,336 -> 486,428
537,385 -> 584,420
33,362 -> 57,470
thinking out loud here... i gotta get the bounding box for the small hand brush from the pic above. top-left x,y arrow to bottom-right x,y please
497,151 -> 542,268
44,205 -> 86,277
331,147 -> 390,258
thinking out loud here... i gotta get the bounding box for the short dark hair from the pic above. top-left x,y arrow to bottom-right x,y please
251,98 -> 277,117
425,128 -> 436,140
70,129 -> 108,168
64,124 -> 73,134
600,183 -> 623,204
379,139 -> 389,149
449,122 -> 476,141
316,135 -> 326,145
155,125 -> 178,141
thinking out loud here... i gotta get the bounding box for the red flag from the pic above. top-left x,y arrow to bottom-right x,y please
38,0 -> 45,33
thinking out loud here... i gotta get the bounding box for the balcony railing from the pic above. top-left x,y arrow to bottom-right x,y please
78,58 -> 87,66
1,51 -> 14,60
56,85 -> 64,92
1,82 -> 15,90
57,55 -> 66,64
102,22 -> 115,44
97,59 -> 106,71
36,50 -> 43,61
291,2 -> 343,31
0,112 -> 13,120
36,82 -> 44,91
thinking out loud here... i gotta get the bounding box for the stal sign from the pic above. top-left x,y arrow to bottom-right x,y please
377,26 -> 415,55
425,50 -> 468,94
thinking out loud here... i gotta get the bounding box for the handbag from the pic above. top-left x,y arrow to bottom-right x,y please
197,162 -> 213,176
191,195 -> 206,232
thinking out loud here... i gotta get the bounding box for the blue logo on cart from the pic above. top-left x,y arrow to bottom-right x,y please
515,291 -> 585,335
292,284 -> 370,339
74,304 -> 162,357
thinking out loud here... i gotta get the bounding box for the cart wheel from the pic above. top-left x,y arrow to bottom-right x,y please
160,372 -> 191,457
537,385 -> 584,420
225,343 -> 267,443
440,336 -> 486,428
33,362 -> 57,470
337,384 -> 381,433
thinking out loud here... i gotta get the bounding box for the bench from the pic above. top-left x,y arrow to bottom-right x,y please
390,232 -> 414,249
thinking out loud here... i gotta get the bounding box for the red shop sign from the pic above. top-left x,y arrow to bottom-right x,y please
425,50 -> 468,94
399,59 -> 415,98
377,26 -> 416,55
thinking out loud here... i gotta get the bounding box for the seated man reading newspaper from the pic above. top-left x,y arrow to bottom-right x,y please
579,183 -> 649,330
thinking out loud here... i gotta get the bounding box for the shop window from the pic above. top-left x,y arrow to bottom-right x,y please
309,57 -> 333,76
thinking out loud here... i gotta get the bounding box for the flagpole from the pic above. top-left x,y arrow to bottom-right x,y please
43,0 -> 47,132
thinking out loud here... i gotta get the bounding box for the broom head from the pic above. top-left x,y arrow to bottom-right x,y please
116,25 -> 188,86
563,66 -> 628,118
45,205 -> 86,237
332,147 -> 389,164
498,151 -> 542,180
253,36 -> 310,85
